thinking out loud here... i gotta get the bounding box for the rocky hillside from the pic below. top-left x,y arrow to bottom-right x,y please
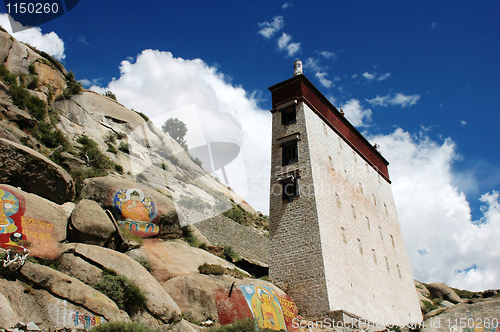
0,27 -> 497,332
0,28 -> 289,332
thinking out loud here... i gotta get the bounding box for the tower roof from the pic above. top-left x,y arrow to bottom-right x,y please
268,74 -> 391,182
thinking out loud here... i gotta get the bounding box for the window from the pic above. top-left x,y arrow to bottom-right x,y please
282,140 -> 298,166
282,176 -> 299,201
281,106 -> 296,125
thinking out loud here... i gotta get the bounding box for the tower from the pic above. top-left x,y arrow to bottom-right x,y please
268,61 -> 422,325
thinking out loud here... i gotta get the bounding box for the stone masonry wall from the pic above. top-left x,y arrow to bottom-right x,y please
269,101 -> 330,318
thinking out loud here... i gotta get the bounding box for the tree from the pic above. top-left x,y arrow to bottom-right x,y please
104,91 -> 117,100
162,118 -> 188,150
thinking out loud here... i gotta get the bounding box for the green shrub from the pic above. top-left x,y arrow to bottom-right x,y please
8,84 -> 46,121
27,256 -> 60,271
90,321 -> 153,332
421,300 -> 438,314
222,206 -> 245,224
198,263 -> 225,275
55,71 -> 83,100
155,143 -> 179,166
116,132 -> 127,139
27,76 -> 38,90
178,195 -> 210,213
181,226 -> 198,247
113,163 -> 123,174
133,110 -> 149,122
104,91 -> 117,100
118,142 -> 130,154
223,246 -> 241,262
34,121 -> 68,148
119,226 -> 144,245
92,269 -> 146,312
107,143 -> 117,154
134,257 -> 153,273
77,136 -> 114,170
28,63 -> 37,75
0,64 -> 17,85
104,131 -> 117,144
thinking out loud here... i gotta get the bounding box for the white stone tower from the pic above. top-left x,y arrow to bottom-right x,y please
268,61 -> 422,325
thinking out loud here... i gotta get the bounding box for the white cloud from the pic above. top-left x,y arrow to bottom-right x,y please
370,129 -> 500,290
282,2 -> 292,9
366,93 -> 420,107
315,72 -> 332,88
258,16 -> 284,39
430,22 -> 440,30
377,72 -> 391,81
319,51 -> 337,60
460,120 -> 467,126
0,14 -> 65,60
362,72 -> 376,80
277,33 -> 300,57
340,98 -> 372,127
90,50 -> 272,213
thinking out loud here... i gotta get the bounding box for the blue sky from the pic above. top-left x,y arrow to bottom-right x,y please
1,1 -> 499,291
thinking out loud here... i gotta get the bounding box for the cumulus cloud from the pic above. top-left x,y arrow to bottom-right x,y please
258,16 -> 284,39
362,72 -> 376,80
370,129 -> 500,290
319,51 -> 337,60
0,14 -> 65,60
315,72 -> 333,88
90,50 -> 271,213
377,72 -> 391,81
340,98 -> 372,127
366,93 -> 421,107
277,33 -> 301,57
282,2 -> 292,9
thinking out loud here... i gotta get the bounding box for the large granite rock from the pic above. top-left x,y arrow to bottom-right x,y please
0,138 -> 75,204
0,289 -> 21,328
33,60 -> 67,98
126,239 -> 237,282
0,184 -> 69,259
81,175 -> 180,238
20,261 -> 129,323
427,283 -> 464,304
68,199 -> 116,246
421,299 -> 500,331
74,243 -> 182,324
0,29 -> 14,63
415,280 -> 431,298
58,251 -> 103,285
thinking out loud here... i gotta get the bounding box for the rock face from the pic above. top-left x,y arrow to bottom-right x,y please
20,261 -> 129,322
415,280 -> 431,298
68,199 -> 116,246
0,184 -> 70,259
74,243 -> 182,324
427,283 -> 464,304
0,289 -> 21,328
421,299 -> 500,331
0,138 -> 75,204
126,239 -> 237,282
81,175 -> 181,238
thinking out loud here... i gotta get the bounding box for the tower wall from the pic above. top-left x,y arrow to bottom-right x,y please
268,73 -> 422,324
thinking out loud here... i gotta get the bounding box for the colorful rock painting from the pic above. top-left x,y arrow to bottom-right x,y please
0,186 -> 26,249
214,285 -> 298,332
71,311 -> 107,330
113,188 -> 159,238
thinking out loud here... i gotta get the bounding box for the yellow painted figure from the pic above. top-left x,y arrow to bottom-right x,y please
250,287 -> 286,331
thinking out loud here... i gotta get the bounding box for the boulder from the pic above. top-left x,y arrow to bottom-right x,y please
81,175 -> 180,238
415,280 -> 431,298
68,199 -> 116,246
0,277 -> 113,330
0,289 -> 21,328
427,283 -> 464,304
126,239 -> 237,282
422,299 -> 500,331
58,251 -> 103,285
0,138 -> 75,204
59,151 -> 88,171
441,300 -> 454,308
20,261 -> 129,323
0,125 -> 20,144
0,101 -> 37,128
74,243 -> 182,324
162,273 -> 233,323
0,184 -> 69,259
